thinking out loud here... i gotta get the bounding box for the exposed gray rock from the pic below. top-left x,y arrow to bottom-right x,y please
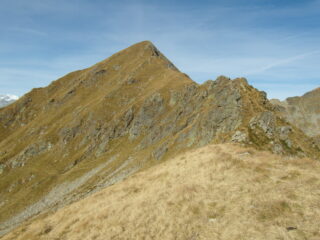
95,140 -> 109,158
232,131 -> 248,143
129,93 -> 164,140
277,126 -> 292,141
169,90 -> 179,106
60,126 -> 81,144
138,124 -> 174,150
7,141 -> 53,169
152,142 -> 168,160
0,164 -> 4,175
249,112 -> 276,139
272,143 -> 284,154
123,108 -> 134,128
126,78 -> 138,85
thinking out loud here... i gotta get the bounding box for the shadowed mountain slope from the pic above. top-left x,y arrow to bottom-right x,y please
0,41 -> 319,236
271,88 -> 320,138
2,144 -> 320,240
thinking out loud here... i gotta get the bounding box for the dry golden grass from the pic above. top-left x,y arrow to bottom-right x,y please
2,144 -> 320,240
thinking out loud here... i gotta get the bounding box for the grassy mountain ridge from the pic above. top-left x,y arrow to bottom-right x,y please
0,41 -> 319,236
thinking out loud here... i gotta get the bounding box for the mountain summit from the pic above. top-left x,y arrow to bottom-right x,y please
0,41 -> 319,236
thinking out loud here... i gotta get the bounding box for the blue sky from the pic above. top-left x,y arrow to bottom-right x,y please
0,0 -> 319,99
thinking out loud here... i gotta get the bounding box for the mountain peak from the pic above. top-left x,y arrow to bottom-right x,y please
0,42 -> 319,236
110,40 -> 162,59
89,40 -> 181,83
134,40 -> 156,48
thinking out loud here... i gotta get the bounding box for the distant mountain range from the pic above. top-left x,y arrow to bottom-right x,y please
0,94 -> 18,108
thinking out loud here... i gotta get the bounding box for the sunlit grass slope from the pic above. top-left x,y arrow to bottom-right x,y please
2,143 -> 320,240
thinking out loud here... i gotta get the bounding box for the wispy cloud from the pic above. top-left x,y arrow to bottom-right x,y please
244,51 -> 320,75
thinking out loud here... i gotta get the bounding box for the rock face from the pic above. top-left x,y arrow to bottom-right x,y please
271,88 -> 320,137
0,41 -> 319,236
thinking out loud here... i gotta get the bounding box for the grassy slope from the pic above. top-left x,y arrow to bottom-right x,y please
2,143 -> 320,240
0,41 -> 194,230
